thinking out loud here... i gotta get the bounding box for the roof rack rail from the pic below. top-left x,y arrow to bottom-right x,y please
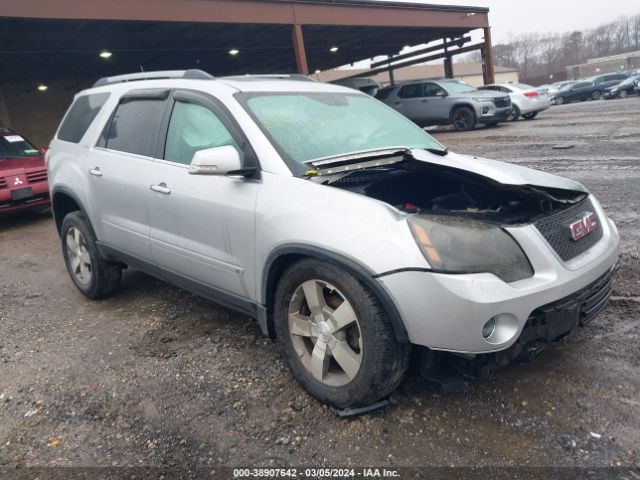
93,69 -> 214,88
223,74 -> 315,82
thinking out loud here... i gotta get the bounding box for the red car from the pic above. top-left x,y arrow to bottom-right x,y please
0,128 -> 50,215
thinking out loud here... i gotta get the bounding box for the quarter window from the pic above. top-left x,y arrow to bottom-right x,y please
164,100 -> 240,165
105,99 -> 164,157
57,93 -> 110,143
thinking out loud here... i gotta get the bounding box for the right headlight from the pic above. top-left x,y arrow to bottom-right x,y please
408,215 -> 534,283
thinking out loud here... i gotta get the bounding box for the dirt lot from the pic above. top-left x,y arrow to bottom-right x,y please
1,98 -> 639,474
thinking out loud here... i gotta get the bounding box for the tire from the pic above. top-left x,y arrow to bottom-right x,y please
618,90 -> 628,99
523,111 -> 538,120
450,106 -> 477,131
554,96 -> 565,105
592,90 -> 602,101
61,211 -> 122,299
273,259 -> 410,408
507,105 -> 520,122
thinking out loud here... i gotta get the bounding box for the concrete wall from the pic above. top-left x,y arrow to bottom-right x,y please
460,71 -> 519,87
0,79 -> 81,147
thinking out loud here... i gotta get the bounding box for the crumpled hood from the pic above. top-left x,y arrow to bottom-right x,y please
410,148 -> 588,193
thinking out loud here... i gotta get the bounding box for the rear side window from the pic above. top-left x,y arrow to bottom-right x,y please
105,99 -> 164,157
375,87 -> 394,100
399,84 -> 424,98
57,93 -> 110,143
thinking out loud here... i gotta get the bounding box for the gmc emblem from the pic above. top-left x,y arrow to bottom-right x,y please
570,213 -> 598,241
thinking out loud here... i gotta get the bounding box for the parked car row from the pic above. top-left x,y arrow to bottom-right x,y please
547,72 -> 638,105
374,79 -> 551,131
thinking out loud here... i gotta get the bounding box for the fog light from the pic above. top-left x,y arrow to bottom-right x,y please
481,106 -> 490,115
482,317 -> 496,339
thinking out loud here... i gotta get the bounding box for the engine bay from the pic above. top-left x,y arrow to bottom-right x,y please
317,160 -> 587,225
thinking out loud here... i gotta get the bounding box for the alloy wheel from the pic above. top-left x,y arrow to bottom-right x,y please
66,226 -> 92,286
452,108 -> 474,130
287,279 -> 363,387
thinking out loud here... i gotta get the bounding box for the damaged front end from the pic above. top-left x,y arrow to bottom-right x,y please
306,147 -> 587,226
306,148 -> 588,282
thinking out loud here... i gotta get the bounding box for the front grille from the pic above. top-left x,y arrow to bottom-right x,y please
26,170 -> 48,183
534,198 -> 604,261
0,177 -> 6,189
492,96 -> 511,108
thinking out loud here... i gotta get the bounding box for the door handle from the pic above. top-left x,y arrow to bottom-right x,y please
150,183 -> 171,195
89,167 -> 102,177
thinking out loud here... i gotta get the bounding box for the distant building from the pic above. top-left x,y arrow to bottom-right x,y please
318,62 -> 519,88
567,51 -> 640,79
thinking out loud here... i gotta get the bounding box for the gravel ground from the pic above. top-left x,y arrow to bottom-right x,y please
0,98 -> 639,473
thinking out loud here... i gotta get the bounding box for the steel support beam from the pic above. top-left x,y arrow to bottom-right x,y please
292,24 -> 309,75
483,26 -> 495,84
339,42 -> 487,82
0,0 -> 490,29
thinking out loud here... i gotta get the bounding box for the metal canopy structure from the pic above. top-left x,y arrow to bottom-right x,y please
0,0 -> 494,84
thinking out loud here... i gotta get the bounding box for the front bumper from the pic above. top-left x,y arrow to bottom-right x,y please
477,106 -> 512,124
0,182 -> 50,215
378,198 -> 620,354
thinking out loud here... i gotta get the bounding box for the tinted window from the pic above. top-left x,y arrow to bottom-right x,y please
105,99 -> 164,157
423,83 -> 447,97
57,93 -> 110,143
399,84 -> 424,98
375,87 -> 394,100
164,101 -> 240,165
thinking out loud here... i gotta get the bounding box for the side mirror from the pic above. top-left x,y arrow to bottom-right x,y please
39,147 -> 47,155
189,145 -> 242,176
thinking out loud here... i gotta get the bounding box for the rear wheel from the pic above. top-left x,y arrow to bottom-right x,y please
523,111 -> 538,120
507,105 -> 521,122
274,259 -> 410,408
61,211 -> 122,299
451,106 -> 477,131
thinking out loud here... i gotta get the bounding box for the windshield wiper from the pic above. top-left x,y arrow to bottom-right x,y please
424,147 -> 449,157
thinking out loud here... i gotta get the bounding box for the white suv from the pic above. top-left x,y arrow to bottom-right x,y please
48,70 -> 619,408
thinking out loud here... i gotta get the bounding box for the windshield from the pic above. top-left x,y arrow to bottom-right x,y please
558,82 -> 575,91
0,134 -> 40,159
239,92 -> 444,173
440,80 -> 476,93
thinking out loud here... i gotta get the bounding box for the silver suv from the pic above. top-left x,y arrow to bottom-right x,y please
376,79 -> 513,131
48,70 -> 619,408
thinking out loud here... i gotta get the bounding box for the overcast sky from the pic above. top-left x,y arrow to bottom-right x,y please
377,0 -> 640,43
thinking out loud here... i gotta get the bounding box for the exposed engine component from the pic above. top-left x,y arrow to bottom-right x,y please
322,160 -> 586,225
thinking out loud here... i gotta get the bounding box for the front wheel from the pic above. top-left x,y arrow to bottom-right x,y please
507,105 -> 520,122
618,90 -> 628,99
451,106 -> 477,131
61,211 -> 122,299
554,96 -> 565,105
273,259 -> 410,408
592,90 -> 602,101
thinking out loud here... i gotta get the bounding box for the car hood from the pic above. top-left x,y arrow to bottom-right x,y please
410,149 -> 588,192
0,156 -> 45,175
453,90 -> 505,99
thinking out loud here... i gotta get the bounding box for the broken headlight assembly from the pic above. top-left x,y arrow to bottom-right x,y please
408,215 -> 534,283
